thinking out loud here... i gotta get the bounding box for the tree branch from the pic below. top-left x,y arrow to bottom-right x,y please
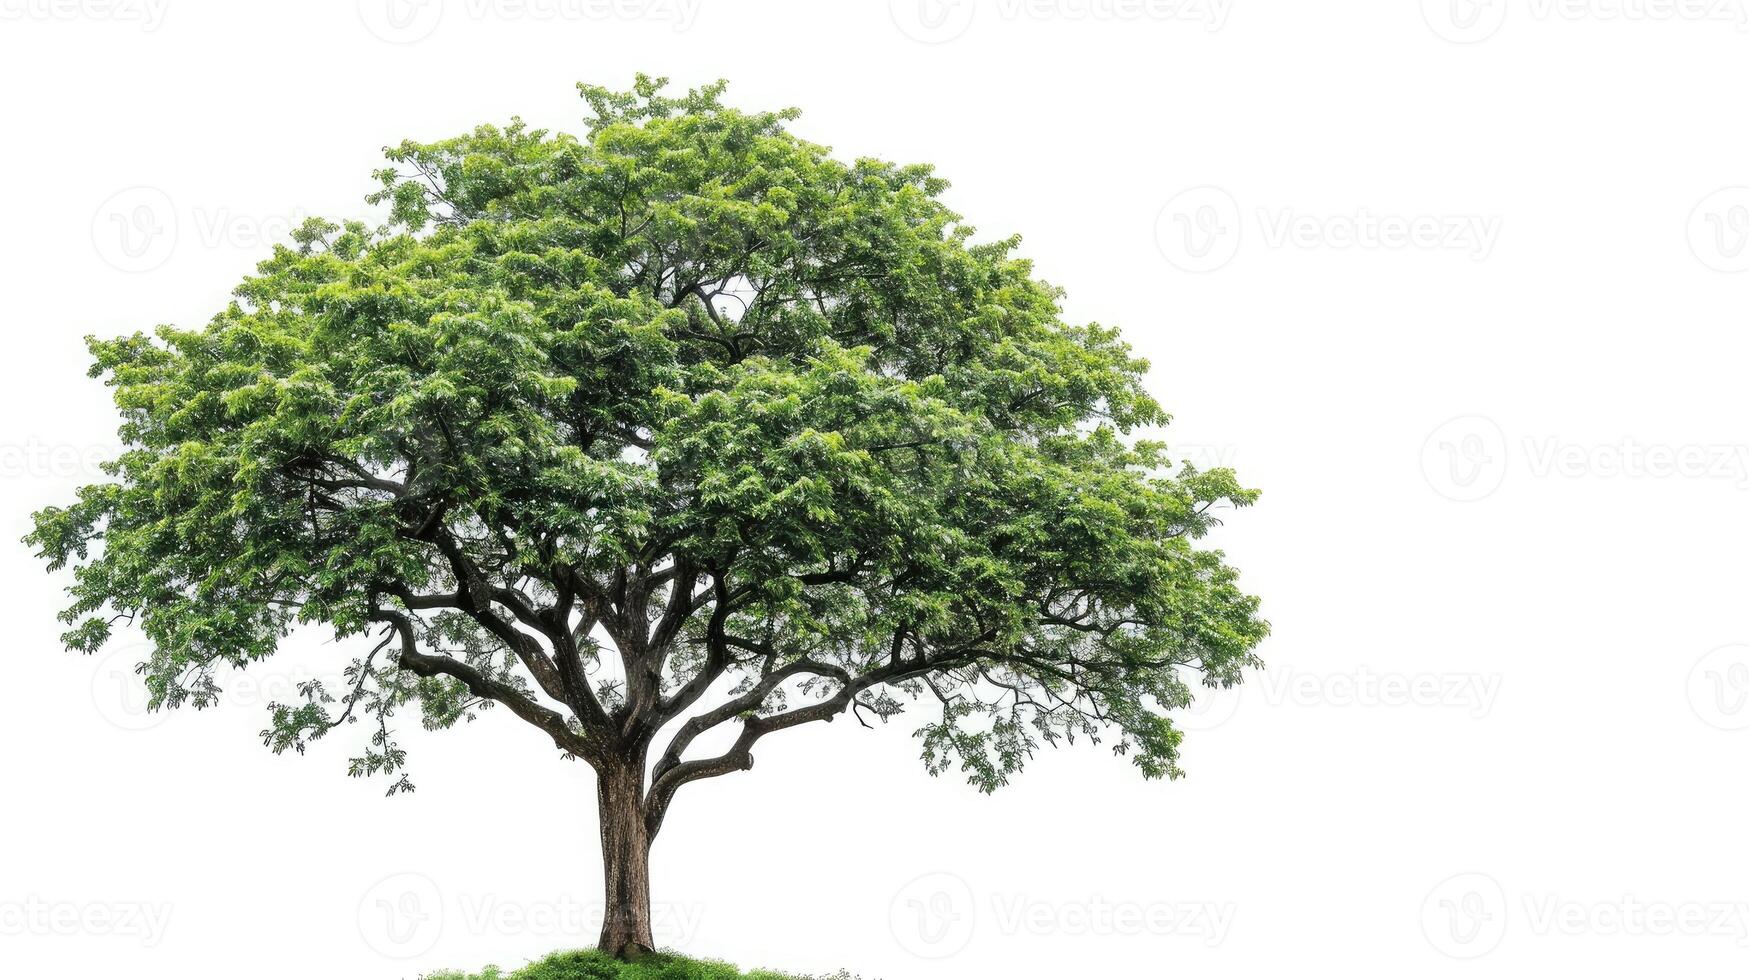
369,605 -> 591,760
643,649 -> 969,838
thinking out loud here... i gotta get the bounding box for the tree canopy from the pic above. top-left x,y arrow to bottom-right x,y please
29,76 -> 1266,816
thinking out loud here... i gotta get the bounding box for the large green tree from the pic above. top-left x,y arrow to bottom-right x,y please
28,77 -> 1266,958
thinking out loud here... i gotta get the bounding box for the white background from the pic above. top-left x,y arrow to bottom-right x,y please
4,1 -> 1749,977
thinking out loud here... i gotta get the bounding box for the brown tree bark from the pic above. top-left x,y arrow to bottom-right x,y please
596,761 -> 656,959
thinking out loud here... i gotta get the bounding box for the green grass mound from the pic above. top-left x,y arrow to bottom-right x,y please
421,949 -> 859,980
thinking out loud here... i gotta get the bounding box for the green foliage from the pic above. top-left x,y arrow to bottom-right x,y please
423,949 -> 855,980
26,75 -> 1266,798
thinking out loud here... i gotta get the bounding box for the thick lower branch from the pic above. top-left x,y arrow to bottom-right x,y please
642,655 -> 951,837
647,657 -> 848,790
370,607 -> 594,759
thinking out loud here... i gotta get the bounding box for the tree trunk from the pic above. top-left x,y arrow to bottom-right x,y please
597,762 -> 656,959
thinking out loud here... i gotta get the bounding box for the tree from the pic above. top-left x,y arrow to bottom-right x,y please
27,76 -> 1267,959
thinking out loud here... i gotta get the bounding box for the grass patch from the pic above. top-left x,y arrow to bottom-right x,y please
421,949 -> 861,980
